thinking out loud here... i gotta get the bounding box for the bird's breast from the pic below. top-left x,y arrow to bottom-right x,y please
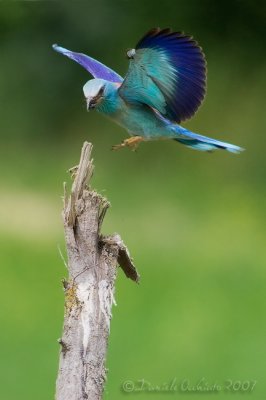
99,94 -> 169,138
113,103 -> 169,138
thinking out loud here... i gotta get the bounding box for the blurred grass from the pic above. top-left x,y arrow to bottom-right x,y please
0,1 -> 265,399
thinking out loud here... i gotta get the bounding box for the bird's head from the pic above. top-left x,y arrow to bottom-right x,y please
83,79 -> 106,110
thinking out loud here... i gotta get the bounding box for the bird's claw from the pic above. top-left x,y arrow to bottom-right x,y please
112,136 -> 144,151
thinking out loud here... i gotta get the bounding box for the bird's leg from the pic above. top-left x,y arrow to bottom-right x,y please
112,136 -> 144,151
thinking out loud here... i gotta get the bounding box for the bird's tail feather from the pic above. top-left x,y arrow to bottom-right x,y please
172,126 -> 243,154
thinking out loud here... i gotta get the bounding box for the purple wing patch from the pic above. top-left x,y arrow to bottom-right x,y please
52,44 -> 123,83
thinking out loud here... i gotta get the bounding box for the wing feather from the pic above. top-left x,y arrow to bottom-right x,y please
52,44 -> 123,83
119,28 -> 207,123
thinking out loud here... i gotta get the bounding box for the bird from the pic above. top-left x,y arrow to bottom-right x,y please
53,28 -> 243,153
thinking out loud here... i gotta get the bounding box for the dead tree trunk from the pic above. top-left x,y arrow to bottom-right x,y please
55,142 -> 139,400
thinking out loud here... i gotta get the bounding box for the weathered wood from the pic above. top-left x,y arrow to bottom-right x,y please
55,142 -> 139,400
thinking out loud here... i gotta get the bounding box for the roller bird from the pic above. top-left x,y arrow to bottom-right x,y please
53,28 -> 243,153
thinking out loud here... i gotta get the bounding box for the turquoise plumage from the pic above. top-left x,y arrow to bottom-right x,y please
53,28 -> 243,153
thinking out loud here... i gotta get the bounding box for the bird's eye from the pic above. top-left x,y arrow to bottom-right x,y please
126,48 -> 136,59
98,86 -> 105,96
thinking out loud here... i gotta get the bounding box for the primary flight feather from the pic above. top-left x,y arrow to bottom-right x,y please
53,28 -> 243,153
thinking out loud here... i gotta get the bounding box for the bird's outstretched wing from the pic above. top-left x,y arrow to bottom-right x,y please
119,28 -> 207,123
52,44 -> 123,83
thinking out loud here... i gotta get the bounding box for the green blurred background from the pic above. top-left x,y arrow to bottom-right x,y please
1,1 -> 266,399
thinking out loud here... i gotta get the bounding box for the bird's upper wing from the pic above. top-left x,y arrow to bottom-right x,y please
119,28 -> 207,123
52,44 -> 123,83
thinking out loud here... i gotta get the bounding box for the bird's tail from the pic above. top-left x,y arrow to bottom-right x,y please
172,126 -> 243,154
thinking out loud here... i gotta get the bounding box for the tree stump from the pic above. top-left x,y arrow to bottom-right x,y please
55,142 -> 139,400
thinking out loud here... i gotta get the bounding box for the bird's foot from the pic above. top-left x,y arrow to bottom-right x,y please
112,136 -> 144,151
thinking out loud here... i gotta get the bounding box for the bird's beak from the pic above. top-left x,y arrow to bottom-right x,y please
86,97 -> 96,111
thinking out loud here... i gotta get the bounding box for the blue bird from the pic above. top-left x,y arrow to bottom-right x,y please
53,28 -> 243,153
